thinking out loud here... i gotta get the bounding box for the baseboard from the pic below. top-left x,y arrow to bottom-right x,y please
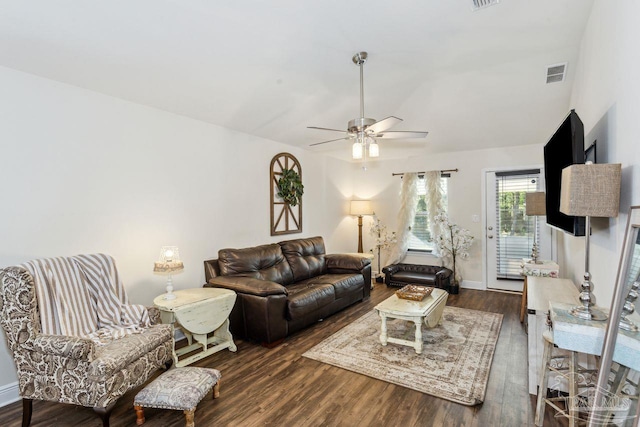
0,381 -> 20,407
460,280 -> 484,291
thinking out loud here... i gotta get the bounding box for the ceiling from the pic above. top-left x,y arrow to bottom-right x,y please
0,0 -> 595,161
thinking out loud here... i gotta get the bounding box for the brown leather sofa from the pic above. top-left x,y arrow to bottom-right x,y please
382,263 -> 454,293
203,236 -> 371,345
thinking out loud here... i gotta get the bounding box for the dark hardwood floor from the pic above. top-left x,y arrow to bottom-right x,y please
0,285 -> 564,427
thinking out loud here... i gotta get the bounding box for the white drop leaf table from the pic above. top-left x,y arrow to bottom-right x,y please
154,288 -> 237,367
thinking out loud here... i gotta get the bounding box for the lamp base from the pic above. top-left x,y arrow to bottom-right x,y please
569,305 -> 607,321
163,292 -> 177,300
619,317 -> 638,332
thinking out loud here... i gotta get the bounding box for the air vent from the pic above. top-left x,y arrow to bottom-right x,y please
546,62 -> 567,84
472,0 -> 500,11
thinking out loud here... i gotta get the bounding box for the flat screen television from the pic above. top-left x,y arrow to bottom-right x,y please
543,109 -> 586,236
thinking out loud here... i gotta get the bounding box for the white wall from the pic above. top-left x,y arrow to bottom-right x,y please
0,66 -> 353,395
346,144 -> 545,286
560,0 -> 640,308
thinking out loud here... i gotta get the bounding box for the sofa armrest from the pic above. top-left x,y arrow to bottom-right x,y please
32,334 -> 95,361
325,254 -> 371,272
382,264 -> 401,276
206,276 -> 287,297
435,268 -> 453,287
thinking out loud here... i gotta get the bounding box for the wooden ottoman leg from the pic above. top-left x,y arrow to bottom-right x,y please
213,380 -> 221,399
134,405 -> 145,426
184,409 -> 195,427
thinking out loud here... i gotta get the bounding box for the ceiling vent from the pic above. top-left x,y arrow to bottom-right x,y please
472,0 -> 500,11
546,63 -> 567,84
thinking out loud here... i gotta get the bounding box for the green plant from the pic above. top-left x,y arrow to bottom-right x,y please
277,168 -> 304,206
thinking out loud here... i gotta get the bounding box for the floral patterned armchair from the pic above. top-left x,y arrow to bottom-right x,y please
0,258 -> 173,427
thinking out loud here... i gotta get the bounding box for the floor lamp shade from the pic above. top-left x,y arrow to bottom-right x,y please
350,200 -> 373,253
350,200 -> 373,216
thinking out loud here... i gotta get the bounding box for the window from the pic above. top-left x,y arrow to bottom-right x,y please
408,177 -> 448,252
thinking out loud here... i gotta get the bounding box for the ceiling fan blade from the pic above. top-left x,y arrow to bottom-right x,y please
366,116 -> 403,134
375,131 -> 429,139
307,126 -> 347,133
309,136 -> 351,147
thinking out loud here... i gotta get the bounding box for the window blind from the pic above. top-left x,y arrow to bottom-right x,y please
495,170 -> 541,279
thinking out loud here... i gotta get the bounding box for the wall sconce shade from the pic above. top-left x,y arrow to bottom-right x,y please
560,163 -> 621,218
525,192 -> 546,216
350,200 -> 373,216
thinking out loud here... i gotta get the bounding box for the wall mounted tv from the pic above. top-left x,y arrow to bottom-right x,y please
543,109 -> 586,236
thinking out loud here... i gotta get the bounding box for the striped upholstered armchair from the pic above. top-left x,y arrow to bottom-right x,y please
0,254 -> 173,427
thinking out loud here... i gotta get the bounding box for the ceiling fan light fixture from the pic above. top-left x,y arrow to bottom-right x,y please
368,140 -> 379,158
352,141 -> 363,160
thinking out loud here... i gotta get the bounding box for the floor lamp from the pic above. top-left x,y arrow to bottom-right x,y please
350,200 -> 373,253
560,162 -> 621,321
525,191 -> 546,264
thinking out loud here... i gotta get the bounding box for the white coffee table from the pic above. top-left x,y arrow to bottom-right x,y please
374,288 -> 448,354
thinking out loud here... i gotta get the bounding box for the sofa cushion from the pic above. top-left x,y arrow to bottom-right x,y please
295,274 -> 364,299
218,244 -> 294,286
279,236 -> 327,282
285,283 -> 335,320
388,271 -> 437,286
88,323 -> 173,381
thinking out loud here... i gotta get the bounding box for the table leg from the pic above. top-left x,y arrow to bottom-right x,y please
379,313 -> 388,346
214,318 -> 237,352
520,276 -> 528,323
413,318 -> 423,354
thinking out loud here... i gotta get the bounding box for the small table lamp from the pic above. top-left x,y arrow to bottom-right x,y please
525,191 -> 546,264
350,200 -> 373,253
153,246 -> 184,300
560,162 -> 621,321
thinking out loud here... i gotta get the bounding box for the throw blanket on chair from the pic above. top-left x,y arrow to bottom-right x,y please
23,253 -> 150,344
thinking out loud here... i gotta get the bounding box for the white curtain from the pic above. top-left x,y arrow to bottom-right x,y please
424,171 -> 445,257
387,173 -> 419,265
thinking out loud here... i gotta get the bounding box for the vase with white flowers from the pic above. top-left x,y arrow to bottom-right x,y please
435,212 -> 473,294
369,215 -> 397,282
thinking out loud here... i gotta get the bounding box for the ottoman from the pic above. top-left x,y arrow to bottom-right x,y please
134,367 -> 222,427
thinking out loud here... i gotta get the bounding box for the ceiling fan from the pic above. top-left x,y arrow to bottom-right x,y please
308,51 -> 428,162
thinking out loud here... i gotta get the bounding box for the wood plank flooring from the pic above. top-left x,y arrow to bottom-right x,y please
0,285 -> 564,426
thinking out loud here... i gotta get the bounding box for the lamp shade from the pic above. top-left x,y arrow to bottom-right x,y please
153,246 -> 184,273
525,192 -> 546,216
560,163 -> 621,218
350,200 -> 373,216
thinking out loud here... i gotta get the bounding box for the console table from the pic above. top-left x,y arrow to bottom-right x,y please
154,288 -> 237,367
526,276 -> 578,395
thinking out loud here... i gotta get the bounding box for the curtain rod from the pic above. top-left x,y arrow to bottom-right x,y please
392,168 -> 459,177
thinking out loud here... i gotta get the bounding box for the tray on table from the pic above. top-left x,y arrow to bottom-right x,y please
396,285 -> 434,301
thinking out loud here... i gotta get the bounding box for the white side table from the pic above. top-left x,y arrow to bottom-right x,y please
154,288 -> 237,367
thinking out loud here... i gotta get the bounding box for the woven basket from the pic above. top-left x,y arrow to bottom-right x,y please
396,285 -> 434,301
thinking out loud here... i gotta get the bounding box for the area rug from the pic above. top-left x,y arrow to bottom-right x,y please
303,306 -> 503,406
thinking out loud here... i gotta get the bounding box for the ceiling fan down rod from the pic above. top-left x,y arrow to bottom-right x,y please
353,52 -> 368,121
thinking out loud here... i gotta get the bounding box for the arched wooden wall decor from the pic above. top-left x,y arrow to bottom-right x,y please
270,153 -> 303,235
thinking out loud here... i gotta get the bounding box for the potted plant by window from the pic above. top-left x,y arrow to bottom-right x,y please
435,213 -> 473,294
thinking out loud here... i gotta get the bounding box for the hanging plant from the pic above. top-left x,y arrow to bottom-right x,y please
277,168 -> 304,206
